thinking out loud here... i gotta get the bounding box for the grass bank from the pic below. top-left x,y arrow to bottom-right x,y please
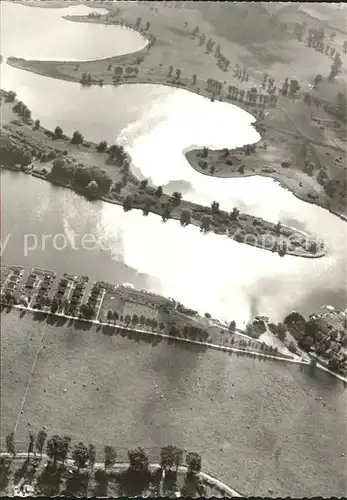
1,308 -> 346,497
4,1 -> 347,220
0,91 -> 324,258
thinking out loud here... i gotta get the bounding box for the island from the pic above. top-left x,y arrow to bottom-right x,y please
0,89 -> 325,258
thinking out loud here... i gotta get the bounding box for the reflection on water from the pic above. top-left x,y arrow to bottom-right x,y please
1,2 -> 346,324
2,171 -> 346,325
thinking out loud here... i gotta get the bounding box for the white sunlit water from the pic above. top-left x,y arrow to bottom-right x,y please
1,2 -> 346,324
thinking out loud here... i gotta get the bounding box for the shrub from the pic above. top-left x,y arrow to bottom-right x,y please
96,140 -> 108,153
112,181 -> 122,193
54,126 -> 63,138
288,341 -> 297,353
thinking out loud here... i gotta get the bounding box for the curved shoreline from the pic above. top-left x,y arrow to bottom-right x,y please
2,165 -> 326,260
61,14 -> 150,62
5,55 -> 347,225
185,148 -> 347,224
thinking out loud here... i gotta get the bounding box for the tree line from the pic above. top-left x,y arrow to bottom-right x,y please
4,431 -> 206,497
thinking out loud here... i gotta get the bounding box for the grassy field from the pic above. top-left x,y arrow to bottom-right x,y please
1,308 -> 346,497
5,1 -> 346,220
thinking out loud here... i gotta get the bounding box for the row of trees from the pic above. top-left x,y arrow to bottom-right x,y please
292,24 -> 344,82
104,310 -> 209,343
111,65 -> 140,78
50,158 -> 113,196
5,431 -> 205,496
167,65 -> 181,81
122,189 -> 181,215
281,77 -> 301,96
191,27 -> 230,72
234,65 -> 249,83
228,85 -> 278,106
105,310 -> 166,332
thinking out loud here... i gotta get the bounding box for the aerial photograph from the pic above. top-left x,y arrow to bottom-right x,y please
0,0 -> 346,497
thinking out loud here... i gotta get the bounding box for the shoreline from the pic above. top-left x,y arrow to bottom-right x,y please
0,452 -> 242,497
185,149 -> 347,224
0,302 -> 305,365
5,55 -> 347,225
0,87 -> 326,260
1,165 -> 326,260
2,298 -> 347,383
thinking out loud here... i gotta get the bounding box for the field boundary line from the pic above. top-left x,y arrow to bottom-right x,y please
13,322 -> 47,433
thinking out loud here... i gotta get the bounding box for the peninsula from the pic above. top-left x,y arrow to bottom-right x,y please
5,1 -> 347,221
0,89 -> 325,259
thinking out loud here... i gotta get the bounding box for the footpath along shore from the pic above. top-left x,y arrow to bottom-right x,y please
7,303 -> 347,382
0,452 -> 242,497
6,303 -> 307,365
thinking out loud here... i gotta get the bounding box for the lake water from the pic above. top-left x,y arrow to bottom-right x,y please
1,2 -> 147,61
1,2 -> 346,325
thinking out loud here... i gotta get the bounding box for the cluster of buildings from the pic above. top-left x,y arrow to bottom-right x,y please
1,265 -> 24,297
21,268 -> 56,308
85,281 -> 106,317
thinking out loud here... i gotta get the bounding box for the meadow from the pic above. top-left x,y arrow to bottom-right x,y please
1,307 -> 346,497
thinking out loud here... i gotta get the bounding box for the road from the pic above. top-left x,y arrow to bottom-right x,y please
0,452 -> 242,497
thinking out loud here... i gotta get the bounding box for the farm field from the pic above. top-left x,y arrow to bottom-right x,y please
1,307 -> 346,497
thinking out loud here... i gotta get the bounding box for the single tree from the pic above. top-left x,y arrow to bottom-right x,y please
123,195 -> 133,212
200,214 -> 211,233
172,191 -> 182,204
27,431 -> 35,458
211,201 -> 219,212
33,119 -> 40,130
104,445 -> 117,470
46,435 -> 63,465
314,74 -> 323,86
71,130 -> 84,145
128,447 -> 149,473
160,445 -> 180,471
96,140 -> 108,153
161,204 -> 171,222
229,320 -> 236,332
6,432 -> 15,457
72,442 -> 89,472
54,126 -> 63,138
180,209 -> 191,227
186,452 -> 201,474
155,185 -> 163,197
